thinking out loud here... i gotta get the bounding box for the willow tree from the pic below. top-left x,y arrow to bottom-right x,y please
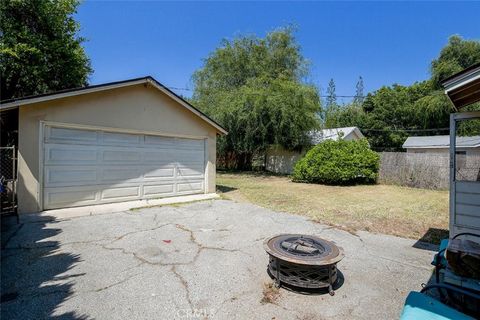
192,27 -> 321,170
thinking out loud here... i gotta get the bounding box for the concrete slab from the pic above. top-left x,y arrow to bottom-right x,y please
23,193 -> 219,221
1,200 -> 435,320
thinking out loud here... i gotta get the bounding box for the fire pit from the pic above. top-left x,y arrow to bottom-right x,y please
264,234 -> 344,295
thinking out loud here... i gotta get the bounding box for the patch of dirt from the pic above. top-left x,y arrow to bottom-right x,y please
260,281 -> 281,304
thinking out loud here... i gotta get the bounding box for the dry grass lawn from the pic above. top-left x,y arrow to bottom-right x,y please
217,172 -> 449,243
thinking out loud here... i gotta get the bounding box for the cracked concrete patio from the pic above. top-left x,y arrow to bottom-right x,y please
1,200 -> 436,319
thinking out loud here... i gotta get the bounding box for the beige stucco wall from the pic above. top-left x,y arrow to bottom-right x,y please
265,145 -> 305,175
17,84 -> 219,213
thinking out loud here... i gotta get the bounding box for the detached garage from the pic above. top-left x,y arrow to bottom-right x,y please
0,77 -> 227,213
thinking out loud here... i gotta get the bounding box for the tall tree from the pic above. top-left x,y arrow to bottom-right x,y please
192,27 -> 321,170
0,0 -> 92,100
326,78 -> 337,108
325,35 -> 480,151
354,76 -> 364,105
323,78 -> 340,128
431,35 -> 480,89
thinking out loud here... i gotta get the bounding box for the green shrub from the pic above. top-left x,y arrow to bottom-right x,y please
292,139 -> 380,185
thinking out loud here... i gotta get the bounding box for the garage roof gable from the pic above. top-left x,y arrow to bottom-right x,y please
0,76 -> 227,135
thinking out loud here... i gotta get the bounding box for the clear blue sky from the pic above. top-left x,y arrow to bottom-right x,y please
76,1 -> 480,101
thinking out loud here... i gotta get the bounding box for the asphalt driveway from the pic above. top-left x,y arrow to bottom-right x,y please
1,200 -> 435,319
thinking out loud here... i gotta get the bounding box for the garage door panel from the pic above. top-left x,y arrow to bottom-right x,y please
45,145 -> 98,164
45,167 -> 97,187
101,167 -> 142,183
102,131 -> 141,145
45,188 -> 97,207
177,144 -> 204,151
144,151 -> 176,163
175,149 -> 205,157
43,125 -> 206,210
102,150 -> 141,162
177,167 -> 203,177
101,186 -> 140,200
144,167 -> 175,179
145,135 -> 177,147
143,183 -> 175,196
47,126 -> 98,144
177,137 -> 204,147
177,181 -> 204,193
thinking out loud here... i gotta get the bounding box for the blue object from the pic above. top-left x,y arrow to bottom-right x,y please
400,292 -> 474,320
432,239 -> 449,267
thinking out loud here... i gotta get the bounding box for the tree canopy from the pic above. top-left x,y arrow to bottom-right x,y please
325,35 -> 480,151
192,27 -> 321,169
431,35 -> 480,89
0,0 -> 92,100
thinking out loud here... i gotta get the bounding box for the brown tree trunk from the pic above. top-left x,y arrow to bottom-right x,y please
235,153 -> 253,171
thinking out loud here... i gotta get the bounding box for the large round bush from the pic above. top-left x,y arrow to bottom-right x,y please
292,139 -> 379,185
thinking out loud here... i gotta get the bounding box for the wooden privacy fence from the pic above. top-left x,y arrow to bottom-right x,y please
379,152 -> 480,190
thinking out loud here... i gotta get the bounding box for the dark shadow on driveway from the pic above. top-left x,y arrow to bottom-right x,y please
413,228 -> 449,251
1,215 -> 89,319
216,184 -> 237,193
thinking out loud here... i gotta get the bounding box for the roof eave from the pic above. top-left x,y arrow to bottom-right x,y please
0,77 -> 149,110
0,76 -> 228,135
442,64 -> 480,109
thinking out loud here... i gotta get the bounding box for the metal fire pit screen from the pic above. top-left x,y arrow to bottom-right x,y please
264,234 -> 344,295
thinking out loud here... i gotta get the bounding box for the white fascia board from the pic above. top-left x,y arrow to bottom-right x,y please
444,69 -> 480,93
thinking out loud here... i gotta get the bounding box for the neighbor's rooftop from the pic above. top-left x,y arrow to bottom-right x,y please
403,135 -> 480,149
309,127 -> 364,144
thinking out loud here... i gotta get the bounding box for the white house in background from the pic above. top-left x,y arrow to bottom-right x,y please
402,135 -> 480,155
266,127 -> 365,174
309,126 -> 365,144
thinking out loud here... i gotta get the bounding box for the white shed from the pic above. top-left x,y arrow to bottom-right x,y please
402,135 -> 480,156
266,127 -> 365,174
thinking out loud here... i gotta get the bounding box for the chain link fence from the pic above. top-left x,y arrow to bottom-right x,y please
1,146 -> 17,214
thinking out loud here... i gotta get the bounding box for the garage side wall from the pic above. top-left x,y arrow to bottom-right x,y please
17,84 -> 218,213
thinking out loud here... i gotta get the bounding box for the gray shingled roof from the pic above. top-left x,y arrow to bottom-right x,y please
402,135 -> 480,149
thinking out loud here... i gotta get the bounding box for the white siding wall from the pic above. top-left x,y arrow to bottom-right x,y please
452,181 -> 480,237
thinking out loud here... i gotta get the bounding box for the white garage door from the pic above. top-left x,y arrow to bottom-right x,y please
42,125 -> 206,210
